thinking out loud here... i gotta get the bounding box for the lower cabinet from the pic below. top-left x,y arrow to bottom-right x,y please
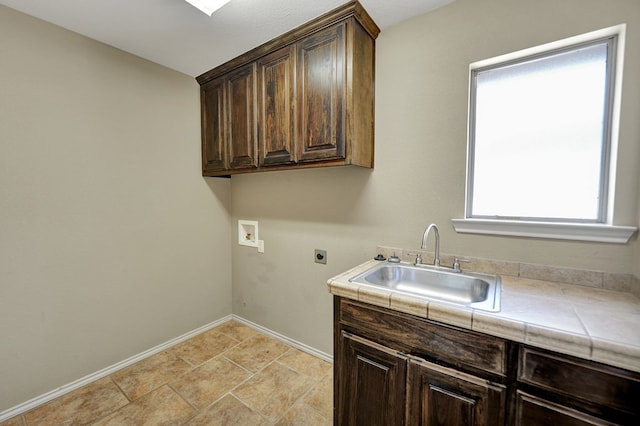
516,347 -> 640,425
338,332 -> 407,425
337,330 -> 506,426
407,358 -> 506,425
334,297 -> 640,426
515,391 -> 616,426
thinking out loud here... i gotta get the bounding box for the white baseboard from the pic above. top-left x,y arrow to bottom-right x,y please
0,315 -> 332,422
0,315 -> 232,422
231,315 -> 333,363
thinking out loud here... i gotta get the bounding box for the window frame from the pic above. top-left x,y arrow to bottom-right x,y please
452,24 -> 637,243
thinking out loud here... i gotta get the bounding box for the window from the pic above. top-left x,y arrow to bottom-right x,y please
452,25 -> 637,243
471,41 -> 612,222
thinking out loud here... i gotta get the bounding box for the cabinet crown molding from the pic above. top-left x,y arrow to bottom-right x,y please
196,1 -> 379,85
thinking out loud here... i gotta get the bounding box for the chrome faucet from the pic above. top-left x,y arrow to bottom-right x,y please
421,223 -> 440,267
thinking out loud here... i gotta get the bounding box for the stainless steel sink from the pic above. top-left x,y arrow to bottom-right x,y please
349,262 -> 501,312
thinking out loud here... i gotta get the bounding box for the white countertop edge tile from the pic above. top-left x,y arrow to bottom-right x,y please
472,311 -> 526,342
525,323 -> 593,359
591,337 -> 640,372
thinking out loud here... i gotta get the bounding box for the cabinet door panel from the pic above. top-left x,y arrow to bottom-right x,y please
201,78 -> 227,173
227,63 -> 258,170
515,391 -> 616,426
338,332 -> 406,426
257,46 -> 296,166
297,23 -> 345,162
407,358 -> 506,426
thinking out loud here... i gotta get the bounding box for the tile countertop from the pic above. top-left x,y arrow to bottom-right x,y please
327,256 -> 640,374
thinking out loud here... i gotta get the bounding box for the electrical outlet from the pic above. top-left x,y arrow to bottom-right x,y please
314,249 -> 327,264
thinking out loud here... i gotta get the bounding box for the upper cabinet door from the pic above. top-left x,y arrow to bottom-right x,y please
257,46 -> 297,166
201,77 -> 227,173
226,63 -> 258,170
297,22 -> 346,163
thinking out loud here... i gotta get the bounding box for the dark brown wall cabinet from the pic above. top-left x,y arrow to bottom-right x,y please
257,46 -> 296,167
227,63 -> 258,171
334,297 -> 640,425
197,1 -> 379,177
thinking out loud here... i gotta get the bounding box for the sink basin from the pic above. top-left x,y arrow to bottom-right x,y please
349,262 -> 501,312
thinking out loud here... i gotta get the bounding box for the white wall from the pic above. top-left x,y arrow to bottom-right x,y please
231,0 -> 640,355
0,6 -> 232,410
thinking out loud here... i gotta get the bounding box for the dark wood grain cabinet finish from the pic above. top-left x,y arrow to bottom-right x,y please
200,77 -> 226,174
297,22 -> 346,163
515,391 -> 617,426
226,63 -> 258,171
517,347 -> 640,425
407,358 -> 506,425
338,332 -> 407,425
334,296 -> 640,425
335,298 -> 508,426
196,1 -> 378,177
257,46 -> 296,167
338,297 -> 508,377
201,65 -> 258,174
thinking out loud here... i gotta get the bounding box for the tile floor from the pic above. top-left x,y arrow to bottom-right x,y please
1,320 -> 333,425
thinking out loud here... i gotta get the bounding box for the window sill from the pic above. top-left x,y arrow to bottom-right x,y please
451,219 -> 637,244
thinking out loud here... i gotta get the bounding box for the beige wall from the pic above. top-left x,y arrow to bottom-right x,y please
636,177 -> 640,278
2,0 -> 640,413
231,0 -> 640,355
0,6 -> 232,410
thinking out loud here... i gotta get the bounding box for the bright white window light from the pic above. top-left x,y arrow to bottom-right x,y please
466,27 -> 622,224
185,0 -> 231,16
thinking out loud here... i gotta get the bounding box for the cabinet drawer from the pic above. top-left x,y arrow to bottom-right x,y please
515,391 -> 615,426
518,346 -> 640,414
338,298 -> 508,376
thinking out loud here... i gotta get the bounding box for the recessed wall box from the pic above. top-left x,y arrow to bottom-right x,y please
315,249 -> 327,264
238,220 -> 259,247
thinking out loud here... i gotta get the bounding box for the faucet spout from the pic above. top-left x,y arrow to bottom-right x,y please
421,223 -> 440,267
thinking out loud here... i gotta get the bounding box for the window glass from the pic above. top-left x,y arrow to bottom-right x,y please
468,38 -> 615,222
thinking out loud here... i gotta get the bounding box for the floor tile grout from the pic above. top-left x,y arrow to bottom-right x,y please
2,320 -> 333,426
108,375 -> 131,404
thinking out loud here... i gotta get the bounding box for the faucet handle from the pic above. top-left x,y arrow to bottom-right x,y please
453,257 -> 470,272
407,252 -> 422,265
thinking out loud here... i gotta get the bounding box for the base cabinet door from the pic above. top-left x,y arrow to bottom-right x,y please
337,332 -> 407,426
407,358 -> 506,426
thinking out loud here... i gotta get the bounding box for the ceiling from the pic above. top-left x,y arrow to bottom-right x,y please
0,0 -> 454,77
